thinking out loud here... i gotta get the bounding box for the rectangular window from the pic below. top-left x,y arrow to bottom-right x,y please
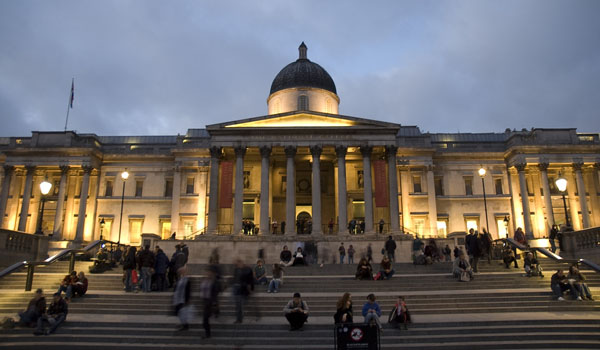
160,221 -> 171,240
135,180 -> 143,197
105,180 -> 113,197
412,175 -> 422,193
497,218 -> 508,239
183,220 -> 195,235
164,179 -> 173,197
243,201 -> 255,220
465,219 -> 478,232
413,218 -> 425,236
129,220 -> 143,244
53,180 -> 60,195
464,176 -> 473,196
434,176 -> 444,196
352,200 -> 365,220
186,177 -> 195,194
548,176 -> 560,195
494,178 -> 503,195
436,220 -> 448,236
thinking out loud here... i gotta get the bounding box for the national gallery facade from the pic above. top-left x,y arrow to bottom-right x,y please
1,43 -> 599,246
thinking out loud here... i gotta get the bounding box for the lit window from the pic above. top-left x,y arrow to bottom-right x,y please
436,220 -> 447,236
464,176 -> 473,196
466,219 -> 478,232
184,220 -> 195,235
413,175 -> 422,193
161,221 -> 171,240
413,218 -> 425,236
129,220 -> 143,244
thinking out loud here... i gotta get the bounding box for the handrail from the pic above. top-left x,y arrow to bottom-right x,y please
0,239 -> 128,291
501,238 -> 600,273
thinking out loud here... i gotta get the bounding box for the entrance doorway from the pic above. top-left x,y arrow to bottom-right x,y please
296,211 -> 312,234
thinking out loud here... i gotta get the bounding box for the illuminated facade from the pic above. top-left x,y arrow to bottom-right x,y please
1,43 -> 599,245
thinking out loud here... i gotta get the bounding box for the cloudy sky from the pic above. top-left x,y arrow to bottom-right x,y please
1,0 -> 599,137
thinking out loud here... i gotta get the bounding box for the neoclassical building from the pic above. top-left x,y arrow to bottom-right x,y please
1,43 -> 599,246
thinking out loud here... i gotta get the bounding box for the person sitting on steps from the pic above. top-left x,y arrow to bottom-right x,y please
253,259 -> 268,285
279,245 -> 293,267
502,245 -> 518,268
378,256 -> 395,280
56,271 -> 77,301
12,289 -> 46,328
524,252 -> 543,277
268,264 -> 284,293
551,269 -> 578,301
388,296 -> 411,330
73,271 -> 88,297
283,292 -> 309,331
33,292 -> 68,335
362,293 -> 382,330
452,252 -> 474,281
355,258 -> 373,280
568,265 -> 594,300
334,292 -> 353,324
292,247 -> 305,266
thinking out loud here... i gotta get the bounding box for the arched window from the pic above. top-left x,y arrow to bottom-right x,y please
297,95 -> 309,111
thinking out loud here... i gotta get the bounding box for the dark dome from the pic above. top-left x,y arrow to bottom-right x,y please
270,43 -> 337,95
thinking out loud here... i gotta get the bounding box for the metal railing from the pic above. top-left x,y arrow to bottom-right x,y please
0,239 -> 127,291
503,237 -> 600,273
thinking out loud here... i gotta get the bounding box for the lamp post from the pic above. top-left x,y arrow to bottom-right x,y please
35,178 -> 52,235
99,218 -> 105,241
117,171 -> 129,246
503,215 -> 510,239
478,167 -> 489,233
555,173 -> 571,228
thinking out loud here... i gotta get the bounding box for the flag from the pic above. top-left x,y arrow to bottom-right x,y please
69,78 -> 74,108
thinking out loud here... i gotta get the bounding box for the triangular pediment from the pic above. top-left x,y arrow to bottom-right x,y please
207,111 -> 400,129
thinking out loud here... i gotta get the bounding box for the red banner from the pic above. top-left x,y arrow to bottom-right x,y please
219,161 -> 233,208
374,160 -> 388,207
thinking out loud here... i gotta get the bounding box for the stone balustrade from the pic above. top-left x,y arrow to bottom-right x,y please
0,229 -> 50,267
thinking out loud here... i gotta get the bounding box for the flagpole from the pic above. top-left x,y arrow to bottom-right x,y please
64,78 -> 73,132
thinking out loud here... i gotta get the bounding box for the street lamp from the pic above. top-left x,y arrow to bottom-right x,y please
99,218 -> 105,241
555,173 -> 571,228
35,177 -> 53,235
478,167 -> 490,233
117,170 -> 129,246
503,215 -> 510,239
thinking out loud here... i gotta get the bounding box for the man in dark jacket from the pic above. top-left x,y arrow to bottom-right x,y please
123,246 -> 137,292
154,248 -> 170,291
169,245 -> 187,288
385,236 -> 397,263
137,245 -> 155,293
468,231 -> 482,273
34,292 -> 67,335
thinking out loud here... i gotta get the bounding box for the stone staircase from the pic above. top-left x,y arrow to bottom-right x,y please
0,257 -> 599,349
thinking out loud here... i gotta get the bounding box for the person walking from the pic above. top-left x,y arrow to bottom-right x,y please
283,292 -> 309,331
482,228 -> 493,264
549,225 -> 558,253
173,267 -> 192,331
468,231 -> 482,273
338,243 -> 346,264
200,268 -> 219,338
385,236 -> 397,262
232,259 -> 254,324
137,245 -> 155,293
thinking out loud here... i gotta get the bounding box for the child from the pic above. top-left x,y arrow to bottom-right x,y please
389,296 -> 411,330
361,293 -> 382,330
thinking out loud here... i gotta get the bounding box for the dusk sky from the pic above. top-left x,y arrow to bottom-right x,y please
1,0 -> 599,137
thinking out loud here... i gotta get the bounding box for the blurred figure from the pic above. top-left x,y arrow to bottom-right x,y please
347,245 -> 355,264
355,258 -> 373,280
568,265 -> 594,300
200,268 -> 219,338
292,247 -> 305,266
33,292 -> 67,335
385,235 -> 396,262
172,267 -> 192,331
524,252 -> 543,278
232,259 -> 254,324
549,225 -> 558,253
453,252 -> 473,281
284,292 -> 309,331
442,245 -> 452,262
112,246 -> 123,265
502,245 -> 518,269
137,245 -> 155,293
338,243 -> 346,264
482,228 -> 493,264
334,292 -> 353,324
378,256 -> 395,280
168,244 -> 186,288
16,289 -> 46,327
56,271 -> 77,301
362,294 -> 382,330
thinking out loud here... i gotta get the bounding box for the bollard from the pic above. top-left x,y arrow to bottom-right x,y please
69,252 -> 76,273
25,265 -> 35,291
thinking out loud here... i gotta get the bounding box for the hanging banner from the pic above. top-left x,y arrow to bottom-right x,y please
219,161 -> 233,208
374,160 -> 388,207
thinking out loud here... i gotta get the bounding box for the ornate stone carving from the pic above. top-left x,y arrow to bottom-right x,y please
259,146 -> 272,158
24,165 -> 36,174
594,162 -> 600,171
572,162 -> 584,171
310,145 -> 322,157
82,165 -> 94,174
385,145 -> 398,160
234,146 -> 247,157
360,145 -> 372,157
537,162 -> 549,172
515,163 -> 527,172
3,165 -> 14,175
284,146 -> 297,157
59,165 -> 70,174
209,146 -> 222,158
335,146 -> 347,158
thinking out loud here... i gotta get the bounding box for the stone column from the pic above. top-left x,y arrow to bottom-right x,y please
285,146 -> 297,235
336,146 -> 348,234
18,166 -> 35,232
516,163 -> 533,239
0,165 -> 14,228
573,162 -> 591,228
400,168 -> 412,232
171,164 -> 181,238
74,166 -> 92,243
52,166 -> 69,240
538,163 -> 555,231
207,147 -> 221,235
566,171 -> 580,230
259,146 -> 271,235
426,166 -> 438,237
361,146 -> 374,233
233,147 -> 246,235
385,146 -> 400,233
310,145 -> 323,235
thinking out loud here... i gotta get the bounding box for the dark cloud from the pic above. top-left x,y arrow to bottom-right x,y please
1,1 -> 599,137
